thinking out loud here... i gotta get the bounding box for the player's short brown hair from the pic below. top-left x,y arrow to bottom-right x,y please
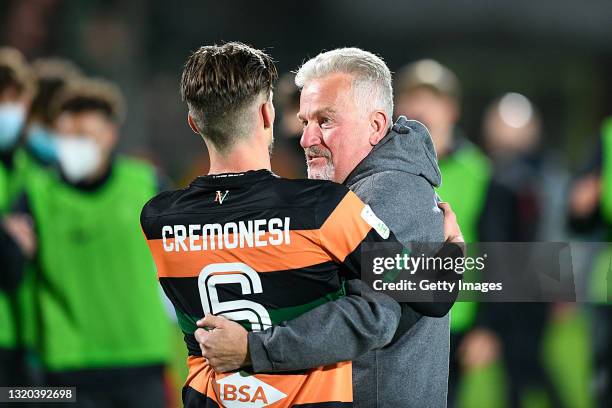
180,42 -> 278,153
0,47 -> 33,98
51,77 -> 126,124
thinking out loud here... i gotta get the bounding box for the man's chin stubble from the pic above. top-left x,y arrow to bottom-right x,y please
307,165 -> 334,181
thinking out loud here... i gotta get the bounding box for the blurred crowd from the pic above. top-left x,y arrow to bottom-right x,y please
0,38 -> 610,408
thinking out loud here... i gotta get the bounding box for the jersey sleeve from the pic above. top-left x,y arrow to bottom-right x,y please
317,186 -> 401,279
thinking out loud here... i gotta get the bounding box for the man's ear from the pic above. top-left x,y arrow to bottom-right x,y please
368,110 -> 389,146
187,114 -> 201,135
261,100 -> 275,130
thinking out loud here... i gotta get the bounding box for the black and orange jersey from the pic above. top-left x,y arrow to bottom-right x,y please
140,169 -> 398,408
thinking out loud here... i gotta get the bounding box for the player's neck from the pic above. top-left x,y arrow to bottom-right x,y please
208,139 -> 271,175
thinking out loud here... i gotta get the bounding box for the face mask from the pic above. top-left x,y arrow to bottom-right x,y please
27,124 -> 58,163
0,104 -> 25,151
56,137 -> 102,183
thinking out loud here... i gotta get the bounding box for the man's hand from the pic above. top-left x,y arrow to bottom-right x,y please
3,215 -> 36,258
438,202 -> 464,245
194,314 -> 250,373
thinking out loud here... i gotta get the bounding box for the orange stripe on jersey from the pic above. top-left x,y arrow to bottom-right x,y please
319,190 -> 371,263
148,229 -> 331,278
186,356 -> 352,406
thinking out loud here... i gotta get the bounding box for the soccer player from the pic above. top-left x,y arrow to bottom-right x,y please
4,77 -> 172,406
140,43 -> 463,407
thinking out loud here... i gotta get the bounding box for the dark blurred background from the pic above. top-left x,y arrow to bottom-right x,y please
3,0 -> 611,180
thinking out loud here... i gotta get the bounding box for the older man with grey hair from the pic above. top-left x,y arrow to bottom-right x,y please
197,47 -> 457,408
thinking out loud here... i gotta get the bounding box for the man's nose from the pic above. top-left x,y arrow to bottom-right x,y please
300,123 -> 321,148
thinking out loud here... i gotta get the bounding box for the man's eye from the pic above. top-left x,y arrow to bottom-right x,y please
320,118 -> 332,127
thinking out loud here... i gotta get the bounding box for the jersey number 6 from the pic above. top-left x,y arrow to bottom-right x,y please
198,262 -> 272,331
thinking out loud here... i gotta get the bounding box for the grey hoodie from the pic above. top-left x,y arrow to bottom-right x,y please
248,117 -> 449,407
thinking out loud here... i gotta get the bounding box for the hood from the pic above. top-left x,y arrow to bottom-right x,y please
345,116 -> 441,188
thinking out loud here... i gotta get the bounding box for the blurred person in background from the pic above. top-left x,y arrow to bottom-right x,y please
0,46 -> 34,387
476,93 -> 566,408
481,93 -> 541,242
485,93 -> 570,242
270,72 -> 307,178
3,77 -> 173,407
3,59 -> 84,383
569,114 -> 612,407
394,59 -> 489,244
21,58 -> 82,170
394,59 -> 494,405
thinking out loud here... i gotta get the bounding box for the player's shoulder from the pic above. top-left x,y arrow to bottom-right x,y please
281,178 -> 364,228
140,187 -> 185,220
271,177 -> 351,208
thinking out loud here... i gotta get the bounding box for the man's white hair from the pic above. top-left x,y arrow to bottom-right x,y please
295,48 -> 394,123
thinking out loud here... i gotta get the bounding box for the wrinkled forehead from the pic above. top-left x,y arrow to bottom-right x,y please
299,72 -> 358,115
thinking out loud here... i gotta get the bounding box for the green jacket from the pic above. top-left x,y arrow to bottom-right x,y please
437,140 -> 491,333
25,157 -> 172,371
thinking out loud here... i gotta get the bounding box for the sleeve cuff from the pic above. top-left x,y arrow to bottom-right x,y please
247,331 -> 275,373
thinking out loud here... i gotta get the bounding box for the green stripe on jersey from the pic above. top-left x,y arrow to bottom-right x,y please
175,284 -> 346,334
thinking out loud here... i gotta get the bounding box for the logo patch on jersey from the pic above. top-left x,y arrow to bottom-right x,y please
361,205 -> 390,239
214,190 -> 229,204
216,373 -> 287,407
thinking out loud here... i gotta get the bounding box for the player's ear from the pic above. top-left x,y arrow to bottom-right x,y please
368,110 -> 389,146
187,113 -> 201,135
261,99 -> 275,130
